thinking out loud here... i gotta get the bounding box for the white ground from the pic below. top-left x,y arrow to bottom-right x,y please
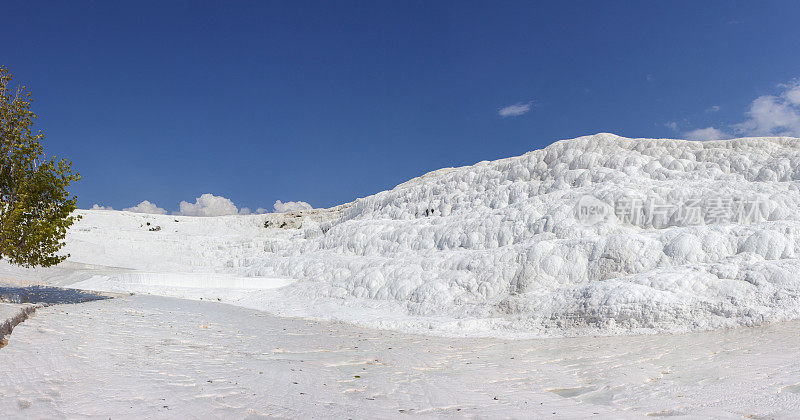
3,294 -> 800,418
51,133 -> 800,338
2,133 -> 800,417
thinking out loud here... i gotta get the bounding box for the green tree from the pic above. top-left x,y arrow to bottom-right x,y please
0,66 -> 80,267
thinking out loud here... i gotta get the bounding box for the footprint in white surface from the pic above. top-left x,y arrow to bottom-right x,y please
780,383 -> 800,394
546,386 -> 597,398
646,408 -> 688,417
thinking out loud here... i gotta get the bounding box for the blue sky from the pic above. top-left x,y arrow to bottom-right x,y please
3,1 -> 800,212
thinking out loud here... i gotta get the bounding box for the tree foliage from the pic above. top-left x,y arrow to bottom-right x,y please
0,65 -> 80,267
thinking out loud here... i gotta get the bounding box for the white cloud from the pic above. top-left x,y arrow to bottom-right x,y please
684,127 -> 731,141
780,81 -> 800,105
498,102 -> 532,118
179,193 -> 240,217
732,81 -> 800,137
274,200 -> 312,213
705,105 -> 720,113
235,206 -> 274,215
683,80 -> 800,141
123,200 -> 167,215
91,196 -> 299,217
663,121 -> 679,132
